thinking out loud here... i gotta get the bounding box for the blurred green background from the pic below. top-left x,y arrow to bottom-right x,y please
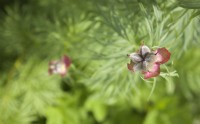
0,0 -> 200,124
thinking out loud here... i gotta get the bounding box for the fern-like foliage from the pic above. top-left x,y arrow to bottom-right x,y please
0,0 -> 200,124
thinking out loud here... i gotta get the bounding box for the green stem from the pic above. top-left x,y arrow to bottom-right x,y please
147,78 -> 157,101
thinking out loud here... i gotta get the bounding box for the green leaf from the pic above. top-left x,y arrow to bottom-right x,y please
178,0 -> 200,9
85,97 -> 107,122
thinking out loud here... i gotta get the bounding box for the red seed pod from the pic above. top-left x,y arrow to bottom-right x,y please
127,45 -> 170,79
49,55 -> 71,77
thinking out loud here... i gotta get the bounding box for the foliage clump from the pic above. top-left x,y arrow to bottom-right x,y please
0,0 -> 200,124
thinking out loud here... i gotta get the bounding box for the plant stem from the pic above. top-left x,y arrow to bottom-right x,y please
147,78 -> 157,101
